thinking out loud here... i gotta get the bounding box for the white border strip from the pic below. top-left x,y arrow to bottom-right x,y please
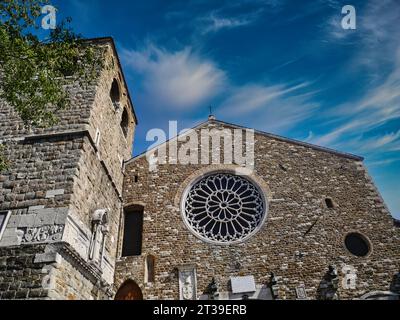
0,211 -> 12,241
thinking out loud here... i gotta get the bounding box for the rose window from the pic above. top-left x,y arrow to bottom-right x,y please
182,173 -> 266,244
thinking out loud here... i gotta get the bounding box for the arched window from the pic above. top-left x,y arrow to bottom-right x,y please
121,108 -> 129,138
145,255 -> 156,283
110,79 -> 121,108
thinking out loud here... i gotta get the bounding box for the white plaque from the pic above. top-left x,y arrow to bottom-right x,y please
230,276 -> 256,294
296,285 -> 308,300
178,265 -> 197,300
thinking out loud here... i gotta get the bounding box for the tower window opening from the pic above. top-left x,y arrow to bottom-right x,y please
121,108 -> 129,138
325,198 -> 335,209
121,206 -> 144,257
110,79 -> 121,108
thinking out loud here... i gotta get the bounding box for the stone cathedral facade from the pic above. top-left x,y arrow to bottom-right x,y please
0,38 -> 399,300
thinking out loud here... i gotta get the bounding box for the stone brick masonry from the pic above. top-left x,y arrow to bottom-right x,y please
116,120 -> 400,300
0,36 -> 399,300
0,38 -> 136,300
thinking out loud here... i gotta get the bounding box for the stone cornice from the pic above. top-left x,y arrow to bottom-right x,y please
50,242 -> 113,296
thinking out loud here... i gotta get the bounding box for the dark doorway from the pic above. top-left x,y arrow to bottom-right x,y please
115,280 -> 143,300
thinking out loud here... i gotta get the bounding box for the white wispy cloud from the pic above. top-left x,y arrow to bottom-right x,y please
310,0 -> 400,154
165,0 -> 285,35
190,0 -> 286,35
334,131 -> 400,155
200,12 -> 259,34
121,43 -> 227,111
270,58 -> 301,72
359,131 -> 400,152
327,0 -> 400,69
121,40 -> 319,133
219,81 -> 312,115
219,82 -> 319,132
310,47 -> 400,148
368,157 -> 400,167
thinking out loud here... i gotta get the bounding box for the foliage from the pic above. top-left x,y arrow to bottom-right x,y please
0,144 -> 8,172
0,0 -> 103,171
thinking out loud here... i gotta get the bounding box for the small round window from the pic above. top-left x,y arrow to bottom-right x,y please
182,172 -> 267,245
345,233 -> 371,257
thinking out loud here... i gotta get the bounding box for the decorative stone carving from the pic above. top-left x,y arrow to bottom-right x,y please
296,284 -> 307,300
327,265 -> 339,290
89,209 -> 109,266
269,272 -> 280,300
205,277 -> 219,300
178,265 -> 197,300
62,215 -> 91,261
317,265 -> 340,300
22,225 -> 64,243
342,265 -> 357,290
182,173 -> 266,244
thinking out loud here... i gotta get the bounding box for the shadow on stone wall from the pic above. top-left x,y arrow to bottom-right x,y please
390,271 -> 400,294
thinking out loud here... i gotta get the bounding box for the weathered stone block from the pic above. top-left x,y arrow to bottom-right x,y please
28,288 -> 48,299
7,215 -> 21,229
28,206 -> 45,213
45,189 -> 65,199
19,214 -> 36,228
33,210 -> 56,227
54,208 -> 69,225
1,228 -> 18,239
15,288 -> 29,299
34,252 -> 61,264
2,290 -> 16,299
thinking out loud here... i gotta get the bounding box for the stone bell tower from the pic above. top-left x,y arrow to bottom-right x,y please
0,37 -> 137,300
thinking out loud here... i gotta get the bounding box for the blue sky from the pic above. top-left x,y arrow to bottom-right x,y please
52,0 -> 399,218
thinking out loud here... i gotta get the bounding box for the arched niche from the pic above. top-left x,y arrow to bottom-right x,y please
145,255 -> 156,284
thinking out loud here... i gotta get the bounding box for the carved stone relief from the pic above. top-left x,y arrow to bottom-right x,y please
21,225 -> 64,243
178,265 -> 197,300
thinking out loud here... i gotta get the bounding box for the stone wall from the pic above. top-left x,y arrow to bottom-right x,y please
0,244 -> 50,300
0,243 -> 114,300
116,120 -> 400,300
68,135 -> 123,280
0,76 -> 95,141
87,45 -> 136,194
0,134 -> 82,213
0,38 -> 137,300
0,135 -> 83,248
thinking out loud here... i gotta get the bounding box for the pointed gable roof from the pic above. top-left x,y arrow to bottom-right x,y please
127,118 -> 364,164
